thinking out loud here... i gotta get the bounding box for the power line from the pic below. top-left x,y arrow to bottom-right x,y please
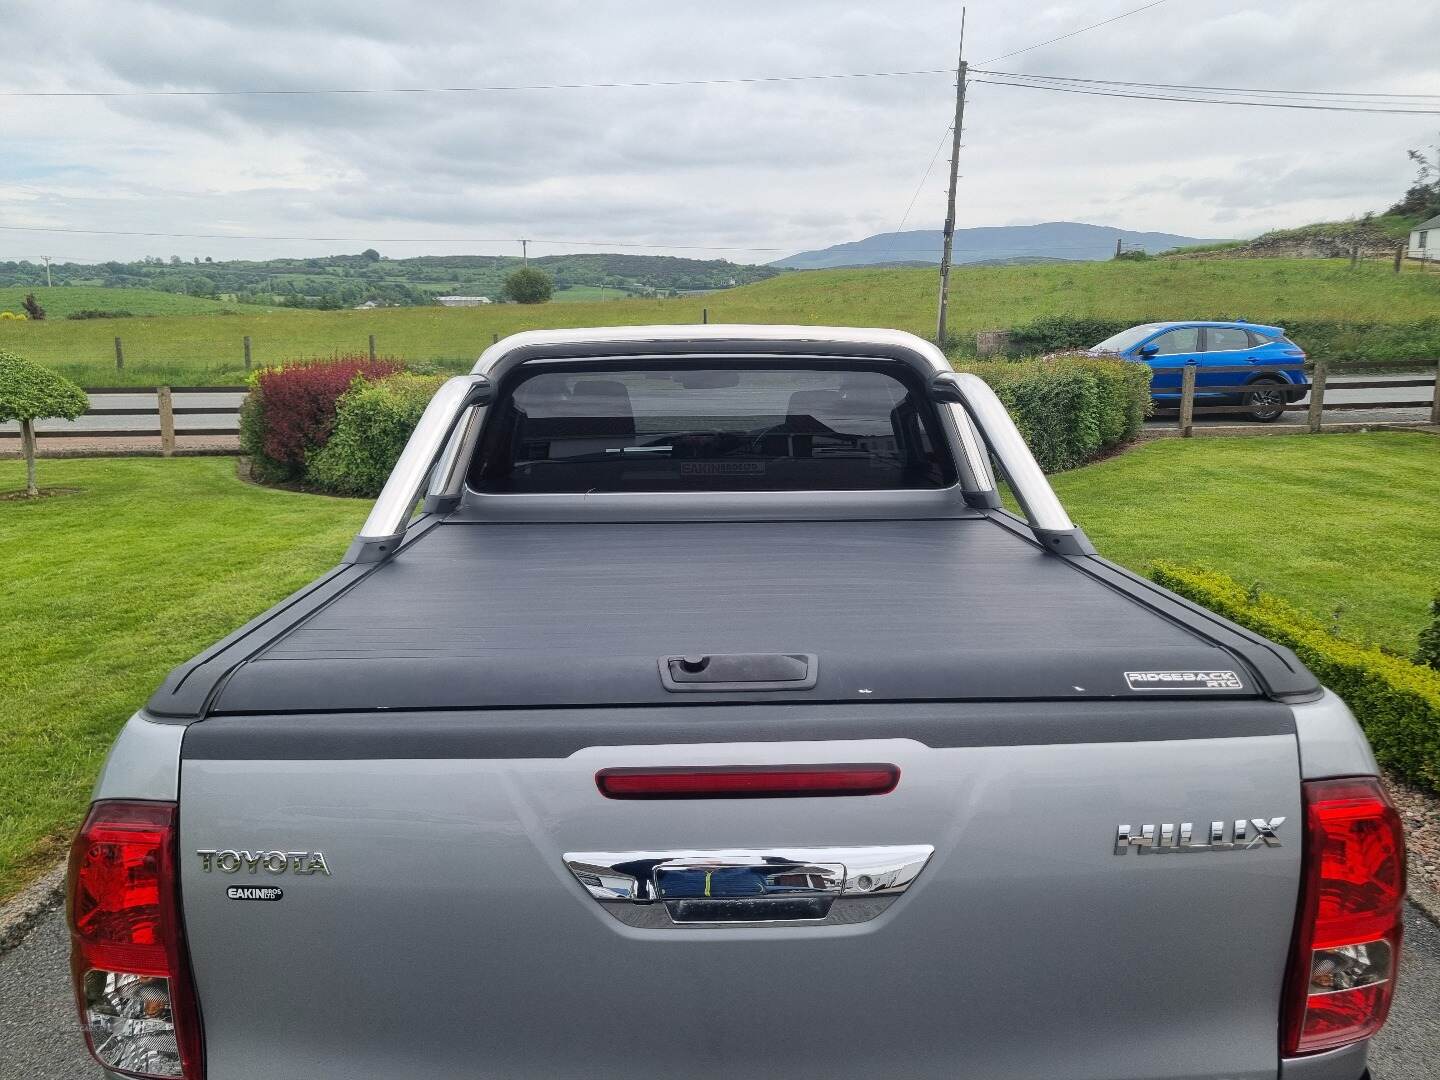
894,122 -> 955,234
0,223 -> 790,252
971,75 -> 1440,114
975,68 -> 1440,102
0,68 -> 954,99
977,0 -> 1170,65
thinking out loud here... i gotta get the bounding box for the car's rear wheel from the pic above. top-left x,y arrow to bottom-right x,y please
1244,378 -> 1288,422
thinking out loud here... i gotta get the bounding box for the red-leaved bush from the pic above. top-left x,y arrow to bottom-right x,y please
239,355 -> 401,481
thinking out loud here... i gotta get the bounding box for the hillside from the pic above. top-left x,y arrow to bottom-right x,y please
5,258 -> 1439,386
0,252 -> 781,311
0,286 -> 250,319
1167,214 -> 1422,260
773,222 -> 1224,269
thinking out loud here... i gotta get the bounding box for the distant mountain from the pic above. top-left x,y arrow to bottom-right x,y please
772,222 -> 1227,270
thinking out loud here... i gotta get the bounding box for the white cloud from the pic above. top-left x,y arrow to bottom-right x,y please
1,0 -> 1438,263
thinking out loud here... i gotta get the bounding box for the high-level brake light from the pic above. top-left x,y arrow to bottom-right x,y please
68,800 -> 203,1079
1283,777 -> 1405,1056
596,764 -> 900,799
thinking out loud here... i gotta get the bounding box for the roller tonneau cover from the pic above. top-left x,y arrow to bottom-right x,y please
147,513 -> 1319,719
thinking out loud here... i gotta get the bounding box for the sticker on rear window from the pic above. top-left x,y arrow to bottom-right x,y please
1125,670 -> 1243,691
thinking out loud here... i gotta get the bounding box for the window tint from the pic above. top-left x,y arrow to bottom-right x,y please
1151,328 -> 1200,355
472,367 -> 955,493
1206,327 -> 1251,352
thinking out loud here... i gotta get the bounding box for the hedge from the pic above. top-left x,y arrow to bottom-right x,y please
1003,313 -> 1440,367
962,355 -> 1152,473
307,373 -> 446,496
1151,563 -> 1440,793
239,355 -> 401,482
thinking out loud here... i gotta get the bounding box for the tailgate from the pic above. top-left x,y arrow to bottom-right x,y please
179,703 -> 1301,1080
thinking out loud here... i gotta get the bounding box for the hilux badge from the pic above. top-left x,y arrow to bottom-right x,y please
1114,818 -> 1284,854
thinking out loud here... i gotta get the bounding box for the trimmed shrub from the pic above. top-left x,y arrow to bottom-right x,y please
307,373 -> 445,496
0,347 -> 88,495
1417,593 -> 1440,672
239,355 -> 401,482
1151,563 -> 1440,793
962,355 -> 1152,472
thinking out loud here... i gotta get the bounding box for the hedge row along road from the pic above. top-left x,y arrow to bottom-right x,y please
4,259 -> 1440,386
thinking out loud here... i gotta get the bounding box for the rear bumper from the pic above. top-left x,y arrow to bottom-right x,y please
1280,1041 -> 1370,1080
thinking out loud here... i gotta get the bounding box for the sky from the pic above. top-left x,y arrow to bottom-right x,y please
1,0 -> 1438,266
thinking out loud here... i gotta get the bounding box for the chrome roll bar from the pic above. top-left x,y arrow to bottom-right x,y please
343,326 -> 1090,563
344,374 -> 492,563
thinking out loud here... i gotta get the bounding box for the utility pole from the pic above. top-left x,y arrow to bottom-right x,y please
42,255 -> 52,287
520,239 -> 529,267
935,9 -> 967,349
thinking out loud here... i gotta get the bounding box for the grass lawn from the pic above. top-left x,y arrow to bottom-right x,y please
0,458 -> 366,901
1053,431 -> 1440,654
4,258 -> 1440,386
0,430 -> 1436,901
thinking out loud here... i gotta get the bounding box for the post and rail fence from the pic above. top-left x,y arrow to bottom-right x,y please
1153,363 -> 1440,437
4,362 -> 1436,459
0,385 -> 246,457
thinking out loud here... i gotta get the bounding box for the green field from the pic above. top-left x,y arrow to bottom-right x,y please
0,285 -> 254,319
0,459 -> 367,899
3,258 -> 1439,386
2,430 -> 1437,900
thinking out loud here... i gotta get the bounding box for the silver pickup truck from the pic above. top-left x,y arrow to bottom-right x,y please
67,326 -> 1404,1080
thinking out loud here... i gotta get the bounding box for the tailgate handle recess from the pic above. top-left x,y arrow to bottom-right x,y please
564,845 -> 934,929
660,652 -> 817,693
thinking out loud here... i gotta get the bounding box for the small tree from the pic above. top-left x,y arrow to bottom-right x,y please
0,349 -> 88,495
503,267 -> 553,304
21,293 -> 45,321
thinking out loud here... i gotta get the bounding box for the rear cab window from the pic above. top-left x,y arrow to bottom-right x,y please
470,365 -> 957,492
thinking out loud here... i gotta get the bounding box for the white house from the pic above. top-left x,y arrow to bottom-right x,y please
436,295 -> 493,307
1407,213 -> 1440,261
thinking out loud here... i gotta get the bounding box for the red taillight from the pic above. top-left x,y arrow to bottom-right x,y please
1283,777 -> 1405,1056
68,800 -> 203,1079
596,764 -> 900,799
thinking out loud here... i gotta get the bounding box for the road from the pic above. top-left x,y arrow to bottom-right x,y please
1146,373 -> 1434,429
2,901 -> 1436,1078
1,379 -> 1432,442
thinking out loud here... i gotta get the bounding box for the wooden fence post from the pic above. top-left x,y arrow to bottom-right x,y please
1395,243 -> 1405,273
243,335 -> 252,371
1307,361 -> 1327,433
157,386 -> 176,457
702,308 -> 708,324
1432,360 -> 1440,427
1178,364 -> 1197,438
114,337 -> 124,371
368,334 -> 377,362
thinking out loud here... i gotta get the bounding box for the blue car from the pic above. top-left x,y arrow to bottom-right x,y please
1088,320 -> 1308,422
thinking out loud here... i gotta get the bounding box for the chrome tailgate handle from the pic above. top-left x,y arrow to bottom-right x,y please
564,846 -> 933,929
